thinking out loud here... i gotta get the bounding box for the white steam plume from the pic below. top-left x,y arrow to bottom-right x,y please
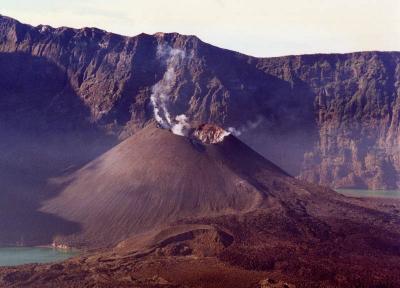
171,114 -> 191,136
150,44 -> 190,134
227,115 -> 264,136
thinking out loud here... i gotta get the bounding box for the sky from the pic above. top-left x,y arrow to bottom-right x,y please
1,0 -> 399,57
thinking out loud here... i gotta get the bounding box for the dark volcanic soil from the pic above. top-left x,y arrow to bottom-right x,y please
1,124 -> 399,287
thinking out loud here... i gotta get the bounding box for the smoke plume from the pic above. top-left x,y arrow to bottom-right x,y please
227,115 -> 264,136
171,114 -> 191,136
150,44 -> 191,135
150,44 -> 262,139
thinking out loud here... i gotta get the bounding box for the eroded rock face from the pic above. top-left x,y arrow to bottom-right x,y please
1,14 -> 400,189
257,53 -> 400,189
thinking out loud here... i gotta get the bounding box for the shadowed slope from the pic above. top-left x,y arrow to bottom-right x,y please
0,52 -> 111,246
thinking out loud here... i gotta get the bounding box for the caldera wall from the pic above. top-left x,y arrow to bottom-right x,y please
1,14 -> 400,189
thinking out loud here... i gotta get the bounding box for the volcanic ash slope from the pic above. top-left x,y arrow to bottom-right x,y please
41,123 -> 299,247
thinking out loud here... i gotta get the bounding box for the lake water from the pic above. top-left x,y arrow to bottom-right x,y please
0,247 -> 78,267
336,189 -> 400,199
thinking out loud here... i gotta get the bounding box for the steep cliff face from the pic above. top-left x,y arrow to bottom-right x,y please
1,14 -> 399,189
257,53 -> 400,189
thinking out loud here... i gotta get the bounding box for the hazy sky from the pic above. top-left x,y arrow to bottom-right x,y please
1,0 -> 399,57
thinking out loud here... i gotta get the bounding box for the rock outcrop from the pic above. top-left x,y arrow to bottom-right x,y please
1,14 -> 400,189
192,124 -> 230,144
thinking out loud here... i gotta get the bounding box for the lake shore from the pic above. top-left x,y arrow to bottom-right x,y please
0,246 -> 78,267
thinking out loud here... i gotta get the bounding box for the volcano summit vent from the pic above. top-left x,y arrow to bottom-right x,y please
191,123 -> 231,144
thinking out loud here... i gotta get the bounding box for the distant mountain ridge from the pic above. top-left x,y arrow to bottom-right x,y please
1,14 -> 400,189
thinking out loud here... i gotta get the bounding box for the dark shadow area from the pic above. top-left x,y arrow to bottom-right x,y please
0,52 -> 117,246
